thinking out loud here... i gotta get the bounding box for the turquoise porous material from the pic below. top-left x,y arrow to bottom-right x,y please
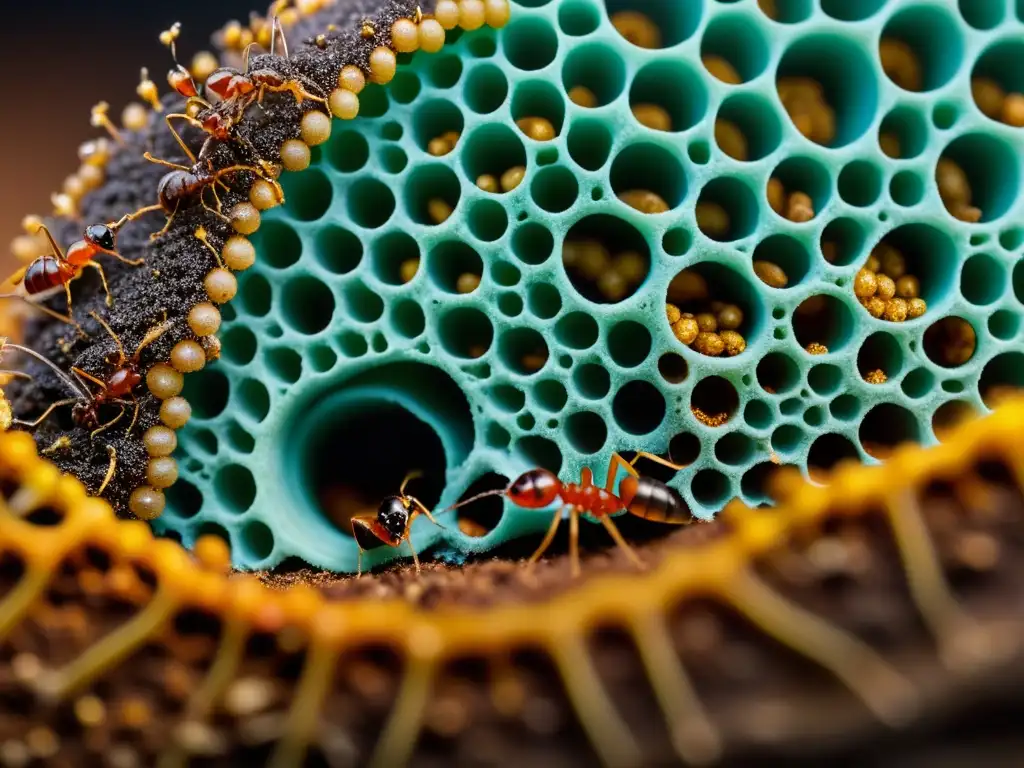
158,0 -> 1024,571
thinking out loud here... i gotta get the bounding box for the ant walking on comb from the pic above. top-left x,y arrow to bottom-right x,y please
351,471 -> 445,576
450,452 -> 693,577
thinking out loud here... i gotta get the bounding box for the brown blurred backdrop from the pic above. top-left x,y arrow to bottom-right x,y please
0,0 -> 256,274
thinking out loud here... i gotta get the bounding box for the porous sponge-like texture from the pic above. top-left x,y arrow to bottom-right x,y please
159,0 -> 1024,571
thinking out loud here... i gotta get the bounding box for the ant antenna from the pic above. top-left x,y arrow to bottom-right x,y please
88,311 -> 126,364
446,487 -> 508,511
0,340 -> 89,401
399,469 -> 423,495
270,15 -> 289,58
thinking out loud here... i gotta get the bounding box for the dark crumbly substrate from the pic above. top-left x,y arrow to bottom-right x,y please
7,0 -> 432,513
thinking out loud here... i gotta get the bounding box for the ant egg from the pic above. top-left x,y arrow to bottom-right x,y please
428,198 -> 453,224
190,51 -> 218,83
204,268 -> 238,304
229,203 -> 261,235
188,303 -> 222,337
907,298 -> 927,319
400,258 -> 419,283
720,330 -> 746,356
435,0 -> 460,29
369,47 -> 397,84
459,0 -> 486,30
121,103 -> 149,132
143,426 -> 177,457
222,237 -> 256,272
146,457 -> 179,489
146,364 -> 184,400
457,273 -> 481,293
129,486 -> 166,521
338,65 -> 366,94
300,110 -> 332,146
194,534 -> 232,574
329,89 -> 360,120
280,139 -> 311,172
419,19 -> 446,52
249,180 -> 280,211
78,164 -> 104,191
160,397 -> 192,429
805,342 -> 828,355
876,274 -> 896,301
62,174 -> 86,201
171,341 -> 206,373
703,55 -> 741,85
484,0 -> 512,28
391,18 -> 419,53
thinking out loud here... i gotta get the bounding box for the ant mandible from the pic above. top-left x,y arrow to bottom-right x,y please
451,452 -> 692,578
14,312 -> 172,439
351,471 -> 445,576
0,221 -> 145,324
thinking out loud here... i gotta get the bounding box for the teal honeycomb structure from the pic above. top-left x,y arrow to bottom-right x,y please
158,0 -> 1024,571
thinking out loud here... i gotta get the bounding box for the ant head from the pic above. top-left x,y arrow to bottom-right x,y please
376,496 -> 411,543
508,469 -> 561,509
71,400 -> 95,428
84,224 -> 116,253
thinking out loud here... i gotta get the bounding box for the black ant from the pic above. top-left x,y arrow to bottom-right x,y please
12,313 -> 172,438
351,471 -> 445,576
0,221 -> 146,324
450,452 -> 693,577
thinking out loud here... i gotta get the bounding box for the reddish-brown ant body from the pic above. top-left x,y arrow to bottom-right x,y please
204,16 -> 326,109
452,452 -> 693,577
15,312 -> 172,438
1,222 -> 145,323
351,471 -> 444,576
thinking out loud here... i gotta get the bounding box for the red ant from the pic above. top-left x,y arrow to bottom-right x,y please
351,471 -> 445,576
450,452 -> 692,577
204,16 -> 326,109
13,312 -> 172,438
0,222 -> 145,324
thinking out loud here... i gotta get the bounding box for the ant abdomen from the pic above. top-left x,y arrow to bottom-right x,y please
157,170 -> 204,212
622,476 -> 692,525
23,255 -> 71,296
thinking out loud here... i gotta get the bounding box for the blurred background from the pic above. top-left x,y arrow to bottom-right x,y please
0,0 -> 256,274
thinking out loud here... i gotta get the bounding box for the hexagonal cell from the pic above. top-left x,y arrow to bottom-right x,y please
820,0 -> 886,21
412,99 -> 465,152
613,380 -> 666,435
567,118 -> 613,170
438,308 -> 494,359
347,177 -> 395,229
807,433 -> 861,482
404,164 -> 461,225
752,235 -> 810,289
281,276 -> 334,335
315,225 -> 362,275
837,160 -> 882,208
695,177 -> 759,241
464,64 -> 509,114
857,331 -> 903,380
961,253 -> 1005,306
878,106 -> 928,160
462,124 -> 527,191
820,218 -> 867,267
859,403 -> 921,459
924,316 -> 977,368
792,295 -> 855,353
874,224 -> 959,306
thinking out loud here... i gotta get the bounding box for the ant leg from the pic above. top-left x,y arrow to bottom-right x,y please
351,517 -> 378,577
149,205 -> 180,241
97,445 -> 117,496
163,114 -> 200,164
202,186 -> 231,221
109,204 -> 164,233
87,312 -> 126,364
34,224 -> 65,259
0,295 -> 77,328
630,452 -> 686,472
604,452 -> 641,493
142,152 -> 190,172
569,507 -> 581,579
527,505 -> 566,567
105,251 -> 145,268
195,227 -> 224,267
124,397 -> 141,436
71,366 -> 107,391
40,436 -> 71,456
84,263 -> 113,308
406,537 -> 421,574
270,14 -> 288,59
598,515 -> 646,571
13,398 -> 79,429
405,499 -> 442,528
91,407 -> 126,440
